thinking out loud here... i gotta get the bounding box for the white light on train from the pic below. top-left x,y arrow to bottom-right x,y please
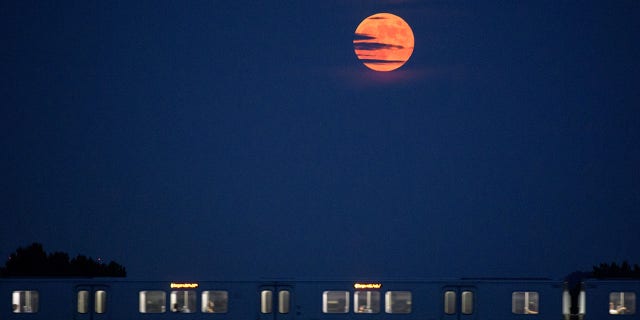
354,283 -> 382,289
170,283 -> 199,289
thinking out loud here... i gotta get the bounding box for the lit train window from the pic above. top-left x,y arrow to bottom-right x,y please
279,290 -> 290,314
323,291 -> 349,313
609,292 -> 636,315
444,291 -> 456,314
170,290 -> 196,313
385,291 -> 412,314
202,291 -> 228,313
261,290 -> 273,313
512,291 -> 539,314
139,291 -> 166,313
461,291 -> 474,315
354,291 -> 380,313
95,290 -> 107,314
77,290 -> 89,313
12,291 -> 39,313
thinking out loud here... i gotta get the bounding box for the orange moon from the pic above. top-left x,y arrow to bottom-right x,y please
353,13 -> 415,72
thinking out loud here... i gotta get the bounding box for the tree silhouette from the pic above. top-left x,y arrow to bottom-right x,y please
592,261 -> 640,278
0,243 -> 126,277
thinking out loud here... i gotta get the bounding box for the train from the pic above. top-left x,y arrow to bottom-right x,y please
0,277 -> 638,319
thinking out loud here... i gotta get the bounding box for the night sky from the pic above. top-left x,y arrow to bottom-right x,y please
2,1 -> 639,280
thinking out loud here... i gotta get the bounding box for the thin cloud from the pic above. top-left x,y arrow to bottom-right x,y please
353,42 -> 406,51
354,33 -> 376,41
358,59 -> 407,65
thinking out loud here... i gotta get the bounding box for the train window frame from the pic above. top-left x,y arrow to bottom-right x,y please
12,290 -> 39,313
609,292 -> 636,315
385,291 -> 412,314
322,291 -> 350,313
354,290 -> 381,313
202,290 -> 229,313
139,290 -> 167,313
512,291 -> 540,315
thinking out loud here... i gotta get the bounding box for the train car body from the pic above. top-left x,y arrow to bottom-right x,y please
583,279 -> 640,319
1,277 -> 568,319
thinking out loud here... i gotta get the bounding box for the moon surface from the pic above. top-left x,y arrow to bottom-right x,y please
353,13 -> 415,72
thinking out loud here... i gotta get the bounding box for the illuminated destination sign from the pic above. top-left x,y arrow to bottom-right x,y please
354,283 -> 382,289
170,282 -> 199,289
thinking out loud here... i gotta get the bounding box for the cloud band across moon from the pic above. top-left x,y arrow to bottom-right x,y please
353,13 -> 414,72
353,37 -> 407,51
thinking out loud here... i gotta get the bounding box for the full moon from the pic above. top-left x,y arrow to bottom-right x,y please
353,13 -> 415,72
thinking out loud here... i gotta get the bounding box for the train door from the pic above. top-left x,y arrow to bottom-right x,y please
441,286 -> 476,320
258,284 -> 294,320
74,285 -> 109,320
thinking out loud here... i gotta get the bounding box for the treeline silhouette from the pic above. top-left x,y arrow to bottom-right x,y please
0,243 -> 125,277
592,261 -> 640,279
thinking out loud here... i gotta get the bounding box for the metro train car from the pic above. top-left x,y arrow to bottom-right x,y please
0,277 -> 637,319
2,278 -> 561,319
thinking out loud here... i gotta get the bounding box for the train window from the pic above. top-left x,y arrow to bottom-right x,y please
12,290 -> 39,313
95,290 -> 107,314
139,291 -> 166,313
609,292 -> 636,315
202,291 -> 228,313
385,291 -> 412,314
512,291 -> 539,314
279,290 -> 290,314
444,291 -> 456,314
170,290 -> 196,313
461,291 -> 474,314
261,290 -> 273,313
354,291 -> 380,313
323,291 -> 349,313
78,290 -> 89,313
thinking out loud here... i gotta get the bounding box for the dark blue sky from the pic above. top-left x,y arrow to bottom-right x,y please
2,1 -> 639,280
